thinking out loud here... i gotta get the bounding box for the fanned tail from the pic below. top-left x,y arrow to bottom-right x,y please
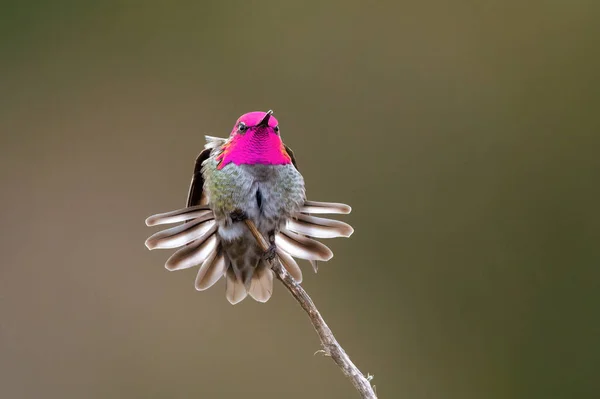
144,199 -> 353,304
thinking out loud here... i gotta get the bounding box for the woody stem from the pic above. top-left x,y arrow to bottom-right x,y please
243,219 -> 378,399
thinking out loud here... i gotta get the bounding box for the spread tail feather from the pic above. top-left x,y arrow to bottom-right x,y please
145,198 -> 353,303
248,265 -> 274,302
195,246 -> 227,291
300,201 -> 351,215
276,248 -> 303,283
287,214 -> 354,239
145,215 -> 216,249
226,270 -> 248,305
275,229 -> 333,261
145,205 -> 212,226
165,226 -> 218,271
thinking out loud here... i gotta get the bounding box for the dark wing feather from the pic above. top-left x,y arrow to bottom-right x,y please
186,148 -> 212,207
284,144 -> 299,171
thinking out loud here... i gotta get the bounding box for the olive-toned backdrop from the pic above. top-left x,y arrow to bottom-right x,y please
1,1 -> 598,398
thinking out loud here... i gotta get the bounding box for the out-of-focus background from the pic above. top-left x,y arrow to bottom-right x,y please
1,1 -> 598,398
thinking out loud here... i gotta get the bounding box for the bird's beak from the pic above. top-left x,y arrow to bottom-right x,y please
258,110 -> 273,127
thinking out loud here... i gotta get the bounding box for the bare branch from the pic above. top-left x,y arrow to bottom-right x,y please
244,219 -> 378,399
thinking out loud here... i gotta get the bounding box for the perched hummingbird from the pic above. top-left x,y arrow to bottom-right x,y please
145,110 -> 353,304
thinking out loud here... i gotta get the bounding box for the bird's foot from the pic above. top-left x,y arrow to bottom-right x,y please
230,209 -> 248,223
263,243 -> 277,261
263,231 -> 277,261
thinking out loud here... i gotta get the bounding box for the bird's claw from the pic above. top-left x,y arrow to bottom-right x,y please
264,243 -> 277,261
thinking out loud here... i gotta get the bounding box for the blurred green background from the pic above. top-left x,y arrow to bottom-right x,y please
1,1 -> 598,398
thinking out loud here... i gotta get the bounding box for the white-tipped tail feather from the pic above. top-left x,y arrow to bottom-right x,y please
195,247 -> 227,291
287,214 -> 354,239
226,271 -> 248,305
248,266 -> 274,302
145,216 -> 216,250
145,205 -> 212,226
300,201 -> 351,215
165,228 -> 218,271
276,248 -> 303,283
275,229 -> 333,261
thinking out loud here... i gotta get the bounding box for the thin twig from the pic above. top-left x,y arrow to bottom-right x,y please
244,219 -> 378,399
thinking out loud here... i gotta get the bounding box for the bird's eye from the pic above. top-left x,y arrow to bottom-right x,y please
274,126 -> 280,134
238,122 -> 247,133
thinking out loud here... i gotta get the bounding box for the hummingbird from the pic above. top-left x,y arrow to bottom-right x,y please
145,110 -> 353,304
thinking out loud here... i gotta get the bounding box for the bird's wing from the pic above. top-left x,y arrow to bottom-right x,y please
284,144 -> 299,171
187,136 -> 228,207
186,148 -> 212,207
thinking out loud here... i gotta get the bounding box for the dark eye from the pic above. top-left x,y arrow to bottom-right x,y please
274,126 -> 280,133
238,122 -> 247,133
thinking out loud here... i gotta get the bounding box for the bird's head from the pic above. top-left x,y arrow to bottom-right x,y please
216,110 -> 292,169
